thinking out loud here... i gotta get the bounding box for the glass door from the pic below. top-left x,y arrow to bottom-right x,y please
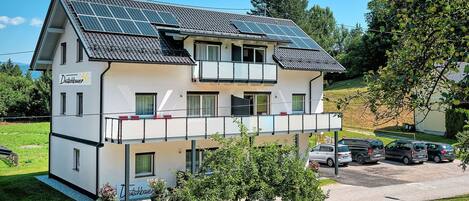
244,93 -> 270,115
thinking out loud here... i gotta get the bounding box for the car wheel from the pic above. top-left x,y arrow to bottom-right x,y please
402,157 -> 410,165
343,163 -> 349,167
327,158 -> 335,167
433,155 -> 441,163
448,159 -> 454,163
357,155 -> 366,164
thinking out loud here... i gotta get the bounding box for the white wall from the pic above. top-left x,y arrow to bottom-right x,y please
51,21 -> 107,142
100,134 -> 310,188
50,136 -> 97,194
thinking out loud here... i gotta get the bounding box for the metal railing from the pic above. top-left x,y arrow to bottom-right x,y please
192,60 -> 278,83
104,112 -> 342,144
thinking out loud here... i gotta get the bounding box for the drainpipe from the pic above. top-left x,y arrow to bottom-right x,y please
309,72 -> 323,114
96,62 -> 111,195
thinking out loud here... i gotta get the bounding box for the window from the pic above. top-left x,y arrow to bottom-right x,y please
186,148 -> 217,173
187,93 -> 217,117
135,153 -> 154,177
73,148 -> 80,171
243,47 -> 265,63
194,42 -> 220,61
60,42 -> 67,65
319,146 -> 333,152
135,93 -> 157,116
76,93 -> 83,117
292,94 -> 305,114
60,93 -> 66,115
77,39 -> 83,62
244,93 -> 270,115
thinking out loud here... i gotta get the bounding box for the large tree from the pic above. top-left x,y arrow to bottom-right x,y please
0,59 -> 23,77
306,5 -> 337,52
249,0 -> 310,32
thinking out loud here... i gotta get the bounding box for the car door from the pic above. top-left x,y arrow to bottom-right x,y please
309,146 -> 322,162
385,142 -> 397,158
319,145 -> 332,162
426,143 -> 437,159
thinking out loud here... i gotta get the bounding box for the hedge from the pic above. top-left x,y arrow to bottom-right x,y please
445,108 -> 469,138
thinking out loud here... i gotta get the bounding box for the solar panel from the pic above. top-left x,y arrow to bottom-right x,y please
142,10 -> 165,24
158,12 -> 179,26
98,17 -> 122,33
266,24 -> 285,35
108,5 -> 131,19
78,15 -> 103,32
302,38 -> 320,49
232,20 -> 253,33
126,8 -> 147,21
279,25 -> 296,36
90,3 -> 112,17
71,1 -> 94,15
117,19 -> 140,35
135,21 -> 159,37
290,37 -> 309,49
257,23 -> 274,34
289,26 -> 308,38
243,21 -> 263,34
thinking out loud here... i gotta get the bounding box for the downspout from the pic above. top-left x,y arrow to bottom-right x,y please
309,72 -> 323,114
96,62 -> 111,195
48,70 -> 53,178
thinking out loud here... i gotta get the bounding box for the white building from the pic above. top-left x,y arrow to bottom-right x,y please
415,63 -> 468,135
31,0 -> 345,200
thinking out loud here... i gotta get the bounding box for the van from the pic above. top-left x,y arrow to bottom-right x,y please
385,140 -> 428,165
338,138 -> 385,164
309,144 -> 352,167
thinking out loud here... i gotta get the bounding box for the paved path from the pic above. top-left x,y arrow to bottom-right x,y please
323,174 -> 469,201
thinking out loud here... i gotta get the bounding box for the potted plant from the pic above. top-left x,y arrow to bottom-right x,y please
148,178 -> 167,201
98,183 -> 117,201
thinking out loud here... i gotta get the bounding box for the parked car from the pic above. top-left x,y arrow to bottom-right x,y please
309,144 -> 352,167
425,142 -> 455,163
338,138 -> 385,164
385,140 -> 428,165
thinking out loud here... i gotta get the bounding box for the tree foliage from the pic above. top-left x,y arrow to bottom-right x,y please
173,121 -> 325,201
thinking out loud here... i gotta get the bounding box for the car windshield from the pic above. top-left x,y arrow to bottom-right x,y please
371,140 -> 384,149
338,146 -> 349,152
442,145 -> 453,151
413,143 -> 426,151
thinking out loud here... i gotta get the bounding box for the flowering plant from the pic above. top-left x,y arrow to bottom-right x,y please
308,160 -> 320,172
148,178 -> 167,200
98,183 -> 117,201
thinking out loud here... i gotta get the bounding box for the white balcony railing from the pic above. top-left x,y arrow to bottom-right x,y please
192,60 -> 277,83
104,113 -> 342,144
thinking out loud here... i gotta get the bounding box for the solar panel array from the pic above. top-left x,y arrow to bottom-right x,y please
70,1 -> 180,37
231,20 -> 320,50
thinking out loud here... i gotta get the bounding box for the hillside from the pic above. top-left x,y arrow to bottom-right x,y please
323,77 -> 413,130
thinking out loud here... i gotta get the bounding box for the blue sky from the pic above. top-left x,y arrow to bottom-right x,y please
0,0 -> 369,64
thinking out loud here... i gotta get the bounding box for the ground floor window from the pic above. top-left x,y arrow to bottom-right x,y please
73,148 -> 80,171
135,152 -> 154,177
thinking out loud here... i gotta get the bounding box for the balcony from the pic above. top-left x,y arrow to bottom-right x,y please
104,113 -> 342,144
192,60 -> 277,83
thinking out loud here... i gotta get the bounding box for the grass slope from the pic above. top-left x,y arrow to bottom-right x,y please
0,122 -> 71,201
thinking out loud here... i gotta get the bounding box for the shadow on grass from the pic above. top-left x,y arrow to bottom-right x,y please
0,172 -> 72,201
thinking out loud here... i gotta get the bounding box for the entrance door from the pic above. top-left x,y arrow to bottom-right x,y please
244,93 -> 270,115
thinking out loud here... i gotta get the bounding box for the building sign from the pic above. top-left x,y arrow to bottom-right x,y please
117,182 -> 153,201
59,72 -> 91,85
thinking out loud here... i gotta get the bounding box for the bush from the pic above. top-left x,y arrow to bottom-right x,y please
98,183 -> 117,201
148,178 -> 167,200
445,108 -> 469,138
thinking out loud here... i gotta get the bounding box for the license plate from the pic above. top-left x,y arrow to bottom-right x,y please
375,154 -> 381,157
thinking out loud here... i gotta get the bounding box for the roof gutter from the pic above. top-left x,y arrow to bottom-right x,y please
309,72 -> 322,113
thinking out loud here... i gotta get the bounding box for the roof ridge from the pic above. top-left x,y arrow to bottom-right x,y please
133,0 -> 295,23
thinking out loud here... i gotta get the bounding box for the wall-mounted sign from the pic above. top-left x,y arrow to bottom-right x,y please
59,72 -> 91,85
117,182 -> 153,201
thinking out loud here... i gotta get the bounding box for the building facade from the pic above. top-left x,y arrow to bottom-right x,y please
31,0 -> 345,199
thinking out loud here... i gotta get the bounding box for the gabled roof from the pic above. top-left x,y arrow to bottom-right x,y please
31,0 -> 345,72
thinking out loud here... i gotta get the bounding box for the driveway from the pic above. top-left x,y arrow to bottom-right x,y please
320,160 -> 469,201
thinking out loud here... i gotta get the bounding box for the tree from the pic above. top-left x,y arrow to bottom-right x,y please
28,71 -> 51,117
249,0 -> 310,31
173,121 -> 325,200
0,72 -> 34,117
306,5 -> 337,52
0,59 -> 23,77
456,126 -> 469,171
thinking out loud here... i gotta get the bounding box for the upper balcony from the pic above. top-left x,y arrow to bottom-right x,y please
104,113 -> 342,144
192,60 -> 278,83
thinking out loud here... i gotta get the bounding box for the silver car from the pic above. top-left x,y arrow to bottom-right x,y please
309,144 -> 352,167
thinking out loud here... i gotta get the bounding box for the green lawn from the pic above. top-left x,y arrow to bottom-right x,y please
434,194 -> 469,201
0,122 -> 71,201
319,178 -> 337,187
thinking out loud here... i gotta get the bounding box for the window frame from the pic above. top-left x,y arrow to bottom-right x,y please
194,41 -> 222,61
60,92 -> 66,115
60,42 -> 67,65
244,92 -> 271,115
292,94 -> 306,114
135,152 -> 155,178
242,46 -> 266,63
76,92 -> 83,117
206,44 -> 220,61
135,93 -> 157,116
186,92 -> 218,117
185,148 -> 217,174
77,39 -> 83,62
73,148 -> 80,171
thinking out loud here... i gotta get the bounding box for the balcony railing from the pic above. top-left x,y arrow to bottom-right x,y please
104,113 -> 342,144
192,60 -> 278,83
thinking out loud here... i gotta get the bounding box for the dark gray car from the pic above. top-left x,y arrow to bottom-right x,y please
338,138 -> 385,164
385,140 -> 428,165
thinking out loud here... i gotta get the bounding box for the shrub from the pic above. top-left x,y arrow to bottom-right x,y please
148,178 -> 167,200
445,108 -> 469,138
98,183 -> 117,201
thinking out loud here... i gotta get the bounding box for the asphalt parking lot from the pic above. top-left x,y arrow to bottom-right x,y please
319,159 -> 468,188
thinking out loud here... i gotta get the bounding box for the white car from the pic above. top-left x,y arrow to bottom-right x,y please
309,144 -> 352,167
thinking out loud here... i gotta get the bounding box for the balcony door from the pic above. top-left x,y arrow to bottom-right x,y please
195,42 -> 220,61
187,93 -> 218,117
244,93 -> 270,115
243,46 -> 265,63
